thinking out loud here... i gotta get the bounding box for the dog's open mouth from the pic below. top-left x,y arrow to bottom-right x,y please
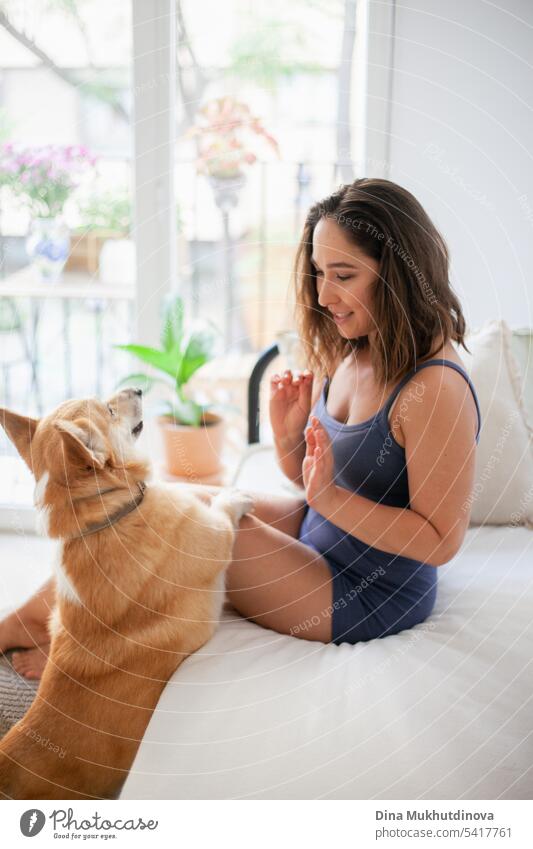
132,421 -> 143,438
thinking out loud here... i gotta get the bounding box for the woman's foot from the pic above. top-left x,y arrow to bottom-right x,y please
12,645 -> 50,680
0,578 -> 55,654
0,609 -> 50,654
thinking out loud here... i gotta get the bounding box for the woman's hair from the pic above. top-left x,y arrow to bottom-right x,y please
293,177 -> 467,385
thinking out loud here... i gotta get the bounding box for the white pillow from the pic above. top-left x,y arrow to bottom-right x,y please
460,320 -> 533,528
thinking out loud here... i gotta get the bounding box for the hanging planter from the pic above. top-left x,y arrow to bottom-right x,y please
207,172 -> 247,212
187,96 -> 279,181
187,97 -> 279,349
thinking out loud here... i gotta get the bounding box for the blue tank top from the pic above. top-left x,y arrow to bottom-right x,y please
298,358 -> 482,586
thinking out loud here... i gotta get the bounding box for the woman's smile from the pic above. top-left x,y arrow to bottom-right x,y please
330,309 -> 354,324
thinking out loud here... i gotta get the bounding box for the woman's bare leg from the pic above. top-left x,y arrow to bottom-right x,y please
175,486 -> 335,641
225,512 -> 334,642
189,485 -> 307,537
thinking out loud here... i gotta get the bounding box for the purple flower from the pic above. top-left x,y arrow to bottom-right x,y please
0,142 -> 96,216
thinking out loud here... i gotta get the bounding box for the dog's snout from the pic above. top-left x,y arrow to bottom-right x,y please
133,388 -> 142,397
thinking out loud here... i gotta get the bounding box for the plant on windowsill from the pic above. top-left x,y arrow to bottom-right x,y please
114,294 -> 233,480
67,187 -> 131,275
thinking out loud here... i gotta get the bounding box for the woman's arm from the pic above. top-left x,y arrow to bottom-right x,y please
303,368 -> 479,567
273,435 -> 307,489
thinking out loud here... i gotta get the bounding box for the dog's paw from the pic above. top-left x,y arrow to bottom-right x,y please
230,489 -> 255,519
214,488 -> 255,526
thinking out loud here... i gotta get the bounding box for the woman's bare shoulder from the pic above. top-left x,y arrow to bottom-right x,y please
391,341 -> 476,446
422,340 -> 466,369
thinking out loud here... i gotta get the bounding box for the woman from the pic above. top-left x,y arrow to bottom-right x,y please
0,177 -> 480,674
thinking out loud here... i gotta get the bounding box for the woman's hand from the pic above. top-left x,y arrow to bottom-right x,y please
302,415 -> 336,514
269,368 -> 314,449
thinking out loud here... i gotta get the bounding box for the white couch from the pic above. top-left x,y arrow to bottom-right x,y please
121,451 -> 533,799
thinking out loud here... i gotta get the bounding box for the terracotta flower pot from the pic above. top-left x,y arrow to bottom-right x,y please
158,412 -> 225,480
66,229 -> 127,274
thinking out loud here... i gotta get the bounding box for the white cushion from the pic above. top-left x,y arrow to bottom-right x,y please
461,320 -> 533,528
510,329 -> 533,424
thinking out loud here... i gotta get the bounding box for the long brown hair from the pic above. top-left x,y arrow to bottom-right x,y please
294,178 -> 467,385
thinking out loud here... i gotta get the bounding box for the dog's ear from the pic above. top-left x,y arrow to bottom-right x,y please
54,418 -> 107,470
0,408 -> 39,471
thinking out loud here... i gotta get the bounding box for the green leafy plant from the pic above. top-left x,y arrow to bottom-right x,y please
74,187 -> 131,233
114,295 -> 227,427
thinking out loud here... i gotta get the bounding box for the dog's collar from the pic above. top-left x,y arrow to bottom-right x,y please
66,481 -> 147,541
71,485 -> 125,503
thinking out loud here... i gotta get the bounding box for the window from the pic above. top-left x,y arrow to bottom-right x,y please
0,0 -> 134,512
173,0 -> 366,353
0,0 -> 370,518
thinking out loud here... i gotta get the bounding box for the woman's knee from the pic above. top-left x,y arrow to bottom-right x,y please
245,492 -> 307,537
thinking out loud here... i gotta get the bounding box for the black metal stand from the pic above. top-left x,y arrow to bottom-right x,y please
247,341 -> 279,444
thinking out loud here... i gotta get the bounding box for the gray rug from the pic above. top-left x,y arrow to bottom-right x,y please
0,651 -> 39,737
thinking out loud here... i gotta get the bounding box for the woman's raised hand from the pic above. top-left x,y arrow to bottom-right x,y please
269,369 -> 314,448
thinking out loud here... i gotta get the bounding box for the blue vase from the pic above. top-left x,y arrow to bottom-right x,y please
26,216 -> 70,284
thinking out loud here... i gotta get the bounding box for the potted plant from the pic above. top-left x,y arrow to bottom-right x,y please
115,294 -> 230,480
0,142 -> 96,283
67,186 -> 131,274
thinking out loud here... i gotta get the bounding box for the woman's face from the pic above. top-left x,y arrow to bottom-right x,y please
311,217 -> 380,340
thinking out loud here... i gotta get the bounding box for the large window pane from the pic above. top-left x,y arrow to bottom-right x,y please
174,0 -> 361,353
0,1 -> 134,500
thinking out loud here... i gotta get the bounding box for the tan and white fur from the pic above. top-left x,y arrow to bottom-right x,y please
0,389 -> 253,799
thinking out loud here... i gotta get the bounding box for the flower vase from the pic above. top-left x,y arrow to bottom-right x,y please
26,216 -> 70,284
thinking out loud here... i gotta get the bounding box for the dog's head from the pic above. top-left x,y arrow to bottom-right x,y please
0,388 -> 146,492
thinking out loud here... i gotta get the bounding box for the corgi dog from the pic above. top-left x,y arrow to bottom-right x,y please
0,389 -> 253,799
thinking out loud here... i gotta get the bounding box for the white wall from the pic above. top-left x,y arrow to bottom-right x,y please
366,0 -> 533,330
